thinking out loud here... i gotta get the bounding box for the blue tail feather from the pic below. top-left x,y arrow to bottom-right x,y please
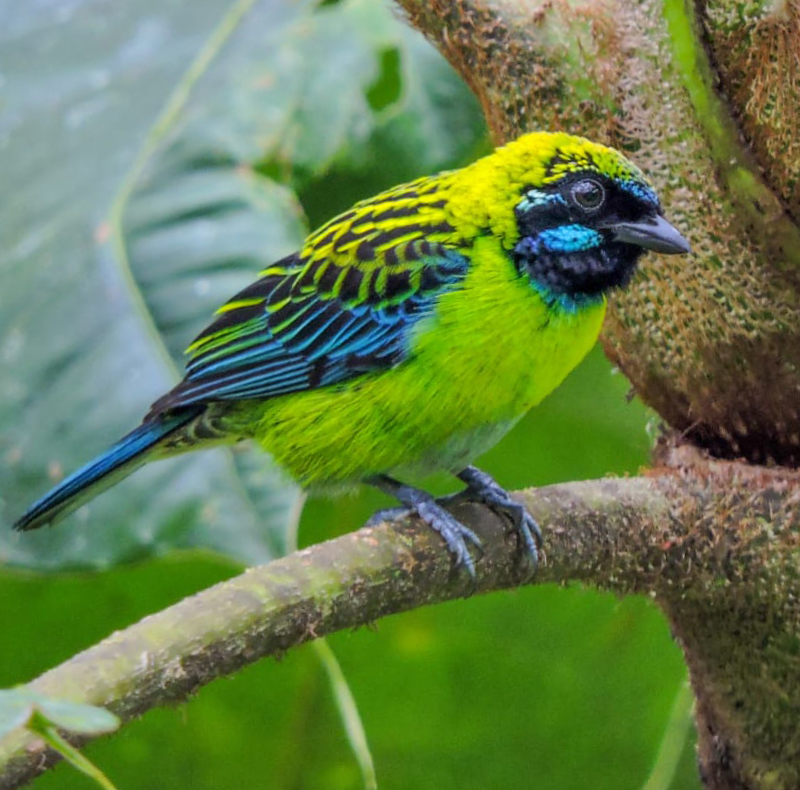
13,409 -> 198,532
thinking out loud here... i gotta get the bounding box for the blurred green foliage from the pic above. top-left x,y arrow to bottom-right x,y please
0,0 -> 701,787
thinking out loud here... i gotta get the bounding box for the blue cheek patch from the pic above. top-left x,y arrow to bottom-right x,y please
535,224 -> 603,254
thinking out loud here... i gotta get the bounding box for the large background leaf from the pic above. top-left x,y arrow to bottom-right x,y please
0,0 -> 701,788
0,0 -> 487,570
0,0 -> 314,570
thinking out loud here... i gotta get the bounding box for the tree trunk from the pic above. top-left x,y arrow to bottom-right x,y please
395,0 -> 800,787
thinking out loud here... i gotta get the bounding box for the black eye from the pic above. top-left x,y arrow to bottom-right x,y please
571,179 -> 605,211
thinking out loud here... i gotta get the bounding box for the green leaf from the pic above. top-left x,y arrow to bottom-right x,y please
0,690 -> 34,740
289,2 -> 489,225
0,0 -> 315,572
0,688 -> 120,790
31,721 -> 120,790
32,699 -> 119,739
0,687 -> 118,741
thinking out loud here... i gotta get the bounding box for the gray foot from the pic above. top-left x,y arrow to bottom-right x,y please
366,475 -> 482,577
456,466 -> 542,573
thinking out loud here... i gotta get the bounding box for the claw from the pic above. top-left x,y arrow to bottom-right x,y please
416,498 -> 482,577
366,475 -> 483,579
457,466 -> 542,574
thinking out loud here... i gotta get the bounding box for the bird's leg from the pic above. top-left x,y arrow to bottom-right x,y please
365,474 -> 482,578
455,466 -> 542,572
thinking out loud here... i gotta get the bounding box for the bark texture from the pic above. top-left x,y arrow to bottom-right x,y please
2,458 -> 799,790
394,1 -> 800,787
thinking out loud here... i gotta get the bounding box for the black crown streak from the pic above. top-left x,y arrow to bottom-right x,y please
513,237 -> 643,302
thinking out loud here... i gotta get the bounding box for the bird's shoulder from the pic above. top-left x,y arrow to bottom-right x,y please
300,171 -> 464,269
147,175 -> 476,414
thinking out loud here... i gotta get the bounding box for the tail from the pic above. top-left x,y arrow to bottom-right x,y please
13,408 -> 201,532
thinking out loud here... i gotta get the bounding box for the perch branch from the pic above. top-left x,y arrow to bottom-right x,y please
3,450 -> 800,789
0,475 -> 673,789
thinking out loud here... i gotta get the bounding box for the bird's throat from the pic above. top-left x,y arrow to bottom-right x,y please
513,238 -> 641,312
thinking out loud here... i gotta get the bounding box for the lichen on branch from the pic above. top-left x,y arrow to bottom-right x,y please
0,475 -> 674,789
3,454 -> 800,790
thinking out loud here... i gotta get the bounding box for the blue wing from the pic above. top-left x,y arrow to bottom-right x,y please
150,239 -> 469,414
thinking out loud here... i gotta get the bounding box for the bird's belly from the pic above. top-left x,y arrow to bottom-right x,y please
239,369 -> 522,488
388,417 -> 523,479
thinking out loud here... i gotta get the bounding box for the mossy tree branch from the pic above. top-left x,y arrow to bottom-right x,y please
0,476 -> 660,789
2,449 -> 800,790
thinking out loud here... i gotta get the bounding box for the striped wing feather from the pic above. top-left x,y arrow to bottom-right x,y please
151,177 -> 468,413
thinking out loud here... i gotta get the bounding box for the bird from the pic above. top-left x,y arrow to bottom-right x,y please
14,132 -> 690,576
